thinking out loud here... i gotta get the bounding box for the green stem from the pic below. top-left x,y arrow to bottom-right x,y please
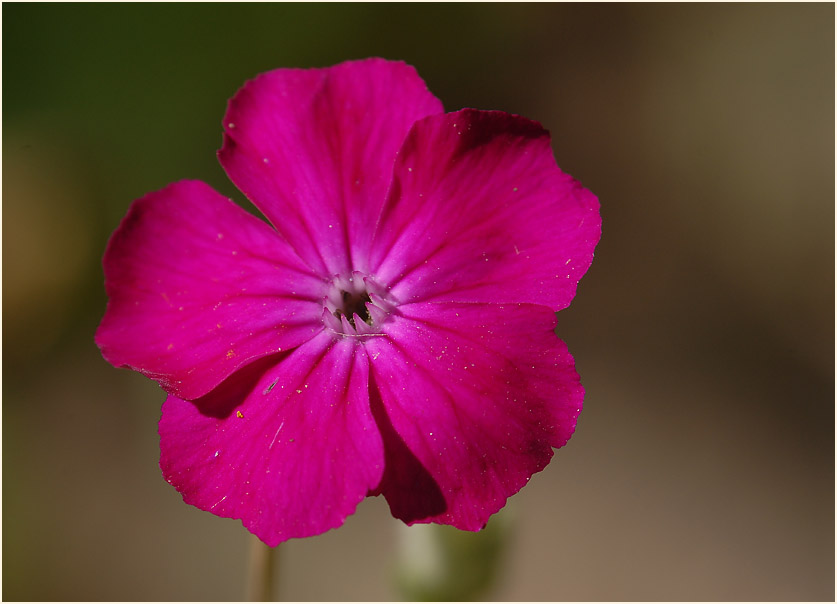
246,534 -> 276,601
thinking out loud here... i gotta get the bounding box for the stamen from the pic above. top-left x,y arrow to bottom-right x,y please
334,291 -> 372,328
322,273 -> 396,337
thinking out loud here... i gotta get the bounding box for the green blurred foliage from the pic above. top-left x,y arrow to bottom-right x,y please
396,512 -> 511,601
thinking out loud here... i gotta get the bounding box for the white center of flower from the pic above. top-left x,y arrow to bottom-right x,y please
322,272 -> 394,337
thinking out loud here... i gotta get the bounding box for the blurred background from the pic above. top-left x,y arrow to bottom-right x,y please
3,3 -> 833,601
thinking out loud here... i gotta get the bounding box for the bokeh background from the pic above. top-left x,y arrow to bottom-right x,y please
3,3 -> 833,601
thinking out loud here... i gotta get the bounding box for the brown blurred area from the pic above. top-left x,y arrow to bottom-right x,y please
3,3 -> 833,601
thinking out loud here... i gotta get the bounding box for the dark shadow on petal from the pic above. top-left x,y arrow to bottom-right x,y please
367,371 -> 447,522
192,351 -> 289,419
450,109 -> 548,159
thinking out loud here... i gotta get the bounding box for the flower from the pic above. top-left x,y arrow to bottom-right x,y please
95,58 -> 601,546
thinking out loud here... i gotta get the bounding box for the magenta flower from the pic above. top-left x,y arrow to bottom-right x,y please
96,58 -> 601,546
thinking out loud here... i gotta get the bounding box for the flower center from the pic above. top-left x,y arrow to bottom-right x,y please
322,272 -> 394,337
338,290 -> 372,328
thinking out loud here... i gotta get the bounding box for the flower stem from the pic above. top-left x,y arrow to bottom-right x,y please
246,534 -> 276,601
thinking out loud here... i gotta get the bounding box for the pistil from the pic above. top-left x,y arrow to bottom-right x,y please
322,272 -> 394,337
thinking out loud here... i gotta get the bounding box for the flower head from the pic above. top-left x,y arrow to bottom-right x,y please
96,58 -> 601,546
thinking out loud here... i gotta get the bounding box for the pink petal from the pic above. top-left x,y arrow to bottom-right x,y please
369,109 -> 601,311
159,332 -> 384,546
95,180 -> 326,400
218,58 -> 444,276
365,301 -> 584,529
